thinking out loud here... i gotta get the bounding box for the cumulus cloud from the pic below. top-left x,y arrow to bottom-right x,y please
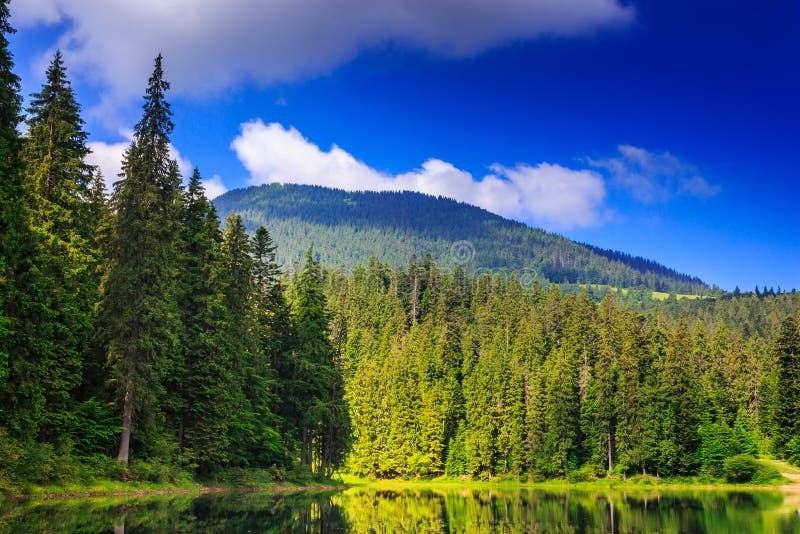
86,131 -> 219,196
203,174 -> 228,199
231,120 -> 608,230
10,0 -> 633,114
491,163 -> 608,228
85,138 -> 127,195
590,144 -> 720,203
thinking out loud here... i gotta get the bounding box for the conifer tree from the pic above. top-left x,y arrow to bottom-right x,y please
658,318 -> 700,475
0,0 -> 16,387
292,247 -> 350,474
251,225 -> 292,463
0,1 -> 56,441
19,51 -> 99,441
0,0 -> 23,402
775,315 -> 800,450
173,170 -> 232,470
252,225 -> 292,371
99,55 -> 182,464
218,212 -> 276,466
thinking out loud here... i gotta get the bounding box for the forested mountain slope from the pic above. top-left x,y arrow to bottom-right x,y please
214,184 -> 708,293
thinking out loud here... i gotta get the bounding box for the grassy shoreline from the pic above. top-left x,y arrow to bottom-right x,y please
5,481 -> 348,502
5,459 -> 798,501
341,476 -> 794,493
9,476 -> 792,501
1,466 -> 347,501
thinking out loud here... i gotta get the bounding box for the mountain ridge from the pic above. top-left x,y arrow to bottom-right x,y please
213,183 -> 708,293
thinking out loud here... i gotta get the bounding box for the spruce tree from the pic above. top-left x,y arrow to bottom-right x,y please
0,1 -> 57,442
252,225 -> 292,463
252,225 -> 292,370
218,212 -> 260,466
174,169 -> 232,470
0,0 -> 24,407
658,318 -> 700,475
99,55 -> 182,464
19,51 -> 99,442
292,247 -> 350,474
775,315 -> 800,450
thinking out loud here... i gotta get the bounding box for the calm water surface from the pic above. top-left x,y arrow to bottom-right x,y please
2,487 -> 799,533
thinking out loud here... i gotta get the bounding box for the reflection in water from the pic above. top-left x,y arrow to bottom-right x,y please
1,487 -> 799,533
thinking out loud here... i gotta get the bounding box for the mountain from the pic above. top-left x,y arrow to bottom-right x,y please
213,183 -> 708,293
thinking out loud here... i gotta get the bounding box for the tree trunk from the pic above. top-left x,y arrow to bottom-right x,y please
607,431 -> 613,473
117,374 -> 134,464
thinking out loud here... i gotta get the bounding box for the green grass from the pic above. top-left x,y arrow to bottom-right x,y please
2,465 -> 343,501
9,478 -> 201,499
338,471 -> 792,493
576,284 -> 712,302
759,458 -> 800,476
652,291 -> 705,301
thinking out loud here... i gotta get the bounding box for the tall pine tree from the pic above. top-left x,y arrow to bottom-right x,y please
99,55 -> 182,464
0,0 -> 55,443
20,51 -> 99,443
292,247 -> 350,474
775,315 -> 800,450
0,0 -> 23,428
173,169 -> 232,471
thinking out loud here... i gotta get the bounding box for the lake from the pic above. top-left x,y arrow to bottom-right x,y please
2,486 -> 800,533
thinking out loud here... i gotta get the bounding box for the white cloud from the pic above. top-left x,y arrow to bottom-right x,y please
10,0 -> 633,116
491,163 -> 608,228
203,174 -> 228,199
590,144 -> 720,203
86,131 -> 194,194
679,175 -> 721,198
85,139 -> 127,195
9,0 -> 60,26
231,120 -> 608,230
169,144 -> 193,180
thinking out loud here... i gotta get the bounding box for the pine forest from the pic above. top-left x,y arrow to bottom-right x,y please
1,5 -> 800,492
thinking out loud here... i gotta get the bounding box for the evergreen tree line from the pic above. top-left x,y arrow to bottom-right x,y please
0,8 -> 347,486
327,258 -> 800,479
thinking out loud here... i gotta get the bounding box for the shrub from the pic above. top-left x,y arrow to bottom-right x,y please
697,421 -> 737,475
127,459 -> 192,485
784,437 -> 800,465
567,464 -> 596,483
751,463 -> 782,485
723,454 -> 758,483
69,399 -> 119,456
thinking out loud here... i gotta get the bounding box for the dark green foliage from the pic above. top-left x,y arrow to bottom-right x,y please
217,213 -> 278,468
289,248 -> 351,475
774,315 -> 800,451
68,399 -> 119,457
330,260 -> 800,480
98,55 -> 182,464
0,0 -> 29,431
214,184 -> 708,294
251,225 -> 293,462
173,170 -> 231,471
13,50 -> 101,444
783,437 -> 800,465
722,454 -> 758,483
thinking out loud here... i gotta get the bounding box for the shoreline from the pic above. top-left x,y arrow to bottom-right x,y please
339,475 -> 800,494
6,477 -> 799,502
2,482 -> 348,502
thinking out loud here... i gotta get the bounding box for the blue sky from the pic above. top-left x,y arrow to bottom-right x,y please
8,0 -> 799,291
